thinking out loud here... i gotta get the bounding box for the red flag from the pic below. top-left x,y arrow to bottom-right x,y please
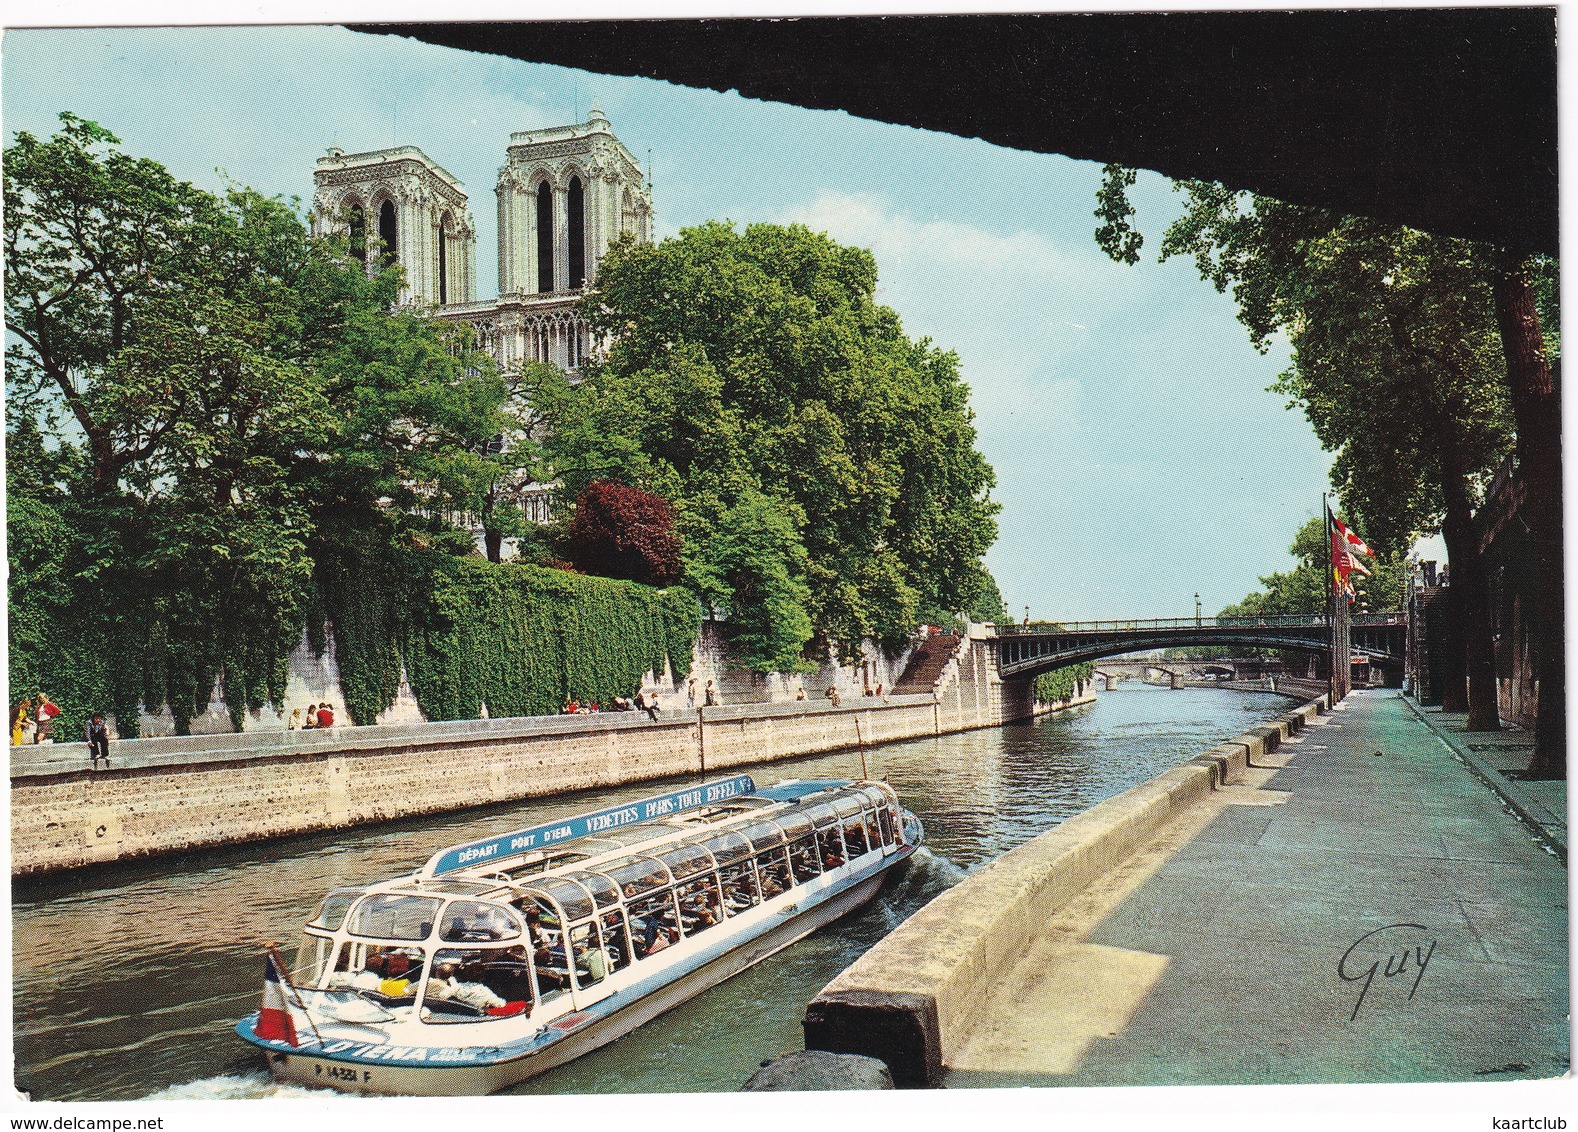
1332,513 -> 1374,557
256,950 -> 300,1046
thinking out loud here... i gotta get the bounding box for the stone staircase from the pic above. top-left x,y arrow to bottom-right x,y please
892,633 -> 962,695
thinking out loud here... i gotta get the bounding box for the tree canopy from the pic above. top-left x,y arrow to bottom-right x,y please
548,220 -> 1000,670
5,113 -> 512,734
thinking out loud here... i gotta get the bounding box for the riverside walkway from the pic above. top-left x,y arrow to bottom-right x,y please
945,687 -> 1568,1087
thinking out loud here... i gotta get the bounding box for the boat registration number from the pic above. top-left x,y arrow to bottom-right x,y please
314,1062 -> 371,1084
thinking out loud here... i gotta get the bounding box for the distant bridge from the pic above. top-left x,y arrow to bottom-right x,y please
996,614 -> 1405,680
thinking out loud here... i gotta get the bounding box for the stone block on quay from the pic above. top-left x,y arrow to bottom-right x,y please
803,990 -> 941,1089
740,1050 -> 894,1091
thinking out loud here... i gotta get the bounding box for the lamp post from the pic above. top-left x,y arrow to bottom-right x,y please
1194,593 -> 1202,627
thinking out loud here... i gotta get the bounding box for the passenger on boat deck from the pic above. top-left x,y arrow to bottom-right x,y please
532,946 -> 568,989
643,927 -> 674,956
823,849 -> 844,869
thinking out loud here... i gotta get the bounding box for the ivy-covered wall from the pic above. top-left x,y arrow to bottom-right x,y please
1034,661 -> 1096,705
320,554 -> 700,726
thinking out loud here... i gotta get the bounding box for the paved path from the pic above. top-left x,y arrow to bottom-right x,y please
947,688 -> 1569,1088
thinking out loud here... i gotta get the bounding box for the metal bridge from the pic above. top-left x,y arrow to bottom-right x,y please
995,613 -> 1405,679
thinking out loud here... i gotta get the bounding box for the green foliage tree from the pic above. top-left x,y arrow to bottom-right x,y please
554,221 -> 1000,669
1096,172 -> 1522,733
5,113 -> 510,733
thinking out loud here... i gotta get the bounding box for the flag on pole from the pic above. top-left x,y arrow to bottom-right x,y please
256,950 -> 300,1046
1332,513 -> 1374,558
1328,508 -> 1373,600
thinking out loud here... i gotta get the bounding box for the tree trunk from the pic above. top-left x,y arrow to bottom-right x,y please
484,526 -> 503,564
1492,252 -> 1565,778
1438,466 -> 1501,732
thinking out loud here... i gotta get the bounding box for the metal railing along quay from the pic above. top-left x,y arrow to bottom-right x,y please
997,613 -> 1403,634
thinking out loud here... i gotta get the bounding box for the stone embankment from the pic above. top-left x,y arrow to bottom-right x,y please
802,695 -> 1326,1086
11,630 -> 1092,876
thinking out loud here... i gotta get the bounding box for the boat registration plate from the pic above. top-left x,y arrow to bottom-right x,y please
315,1062 -> 371,1085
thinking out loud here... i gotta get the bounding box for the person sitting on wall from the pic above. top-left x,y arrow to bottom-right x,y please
563,700 -> 579,715
316,703 -> 336,728
639,689 -> 660,722
303,704 -> 318,730
611,696 -> 632,711
795,687 -> 807,702
825,687 -> 841,707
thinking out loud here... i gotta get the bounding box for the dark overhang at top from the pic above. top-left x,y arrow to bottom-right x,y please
358,9 -> 1557,256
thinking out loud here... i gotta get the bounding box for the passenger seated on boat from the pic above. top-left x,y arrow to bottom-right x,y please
532,945 -> 569,990
643,927 -> 675,956
845,825 -> 868,855
822,849 -> 844,870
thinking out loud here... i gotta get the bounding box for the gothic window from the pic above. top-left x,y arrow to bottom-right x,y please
378,200 -> 398,266
438,213 -> 451,305
347,203 -> 367,264
621,189 -> 636,237
568,176 -> 586,289
536,182 -> 554,293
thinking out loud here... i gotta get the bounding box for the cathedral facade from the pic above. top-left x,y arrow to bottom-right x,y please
311,107 -> 653,377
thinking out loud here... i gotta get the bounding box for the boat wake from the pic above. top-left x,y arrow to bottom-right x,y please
140,1072 -> 347,1101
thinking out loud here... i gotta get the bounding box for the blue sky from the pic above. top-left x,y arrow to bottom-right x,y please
3,22 -> 1338,620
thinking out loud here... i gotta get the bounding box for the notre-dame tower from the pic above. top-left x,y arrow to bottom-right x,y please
311,145 -> 478,308
313,110 -> 652,382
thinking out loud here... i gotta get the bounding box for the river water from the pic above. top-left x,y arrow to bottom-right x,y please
12,684 -> 1293,1101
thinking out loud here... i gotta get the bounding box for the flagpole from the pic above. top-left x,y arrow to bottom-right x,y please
264,939 -> 324,1044
1325,494 -> 1335,703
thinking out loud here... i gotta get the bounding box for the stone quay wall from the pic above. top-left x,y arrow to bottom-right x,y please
802,695 -> 1328,1087
12,633 -> 1082,876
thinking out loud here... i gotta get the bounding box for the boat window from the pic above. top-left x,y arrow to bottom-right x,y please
802,801 -> 841,830
420,946 -> 533,1024
657,844 -> 713,881
688,828 -> 753,866
567,921 -> 610,987
535,878 -> 596,923
627,890 -> 681,959
787,834 -> 821,883
293,932 -> 337,988
563,870 -> 621,908
605,856 -> 671,898
830,794 -> 864,820
349,894 -> 441,941
737,820 -> 787,851
439,900 -> 523,943
842,815 -> 871,857
877,806 -> 895,846
775,811 -> 814,842
859,785 -> 892,812
597,908 -> 633,971
719,861 -> 760,912
817,824 -> 846,869
308,888 -> 365,932
676,874 -> 724,935
755,845 -> 791,898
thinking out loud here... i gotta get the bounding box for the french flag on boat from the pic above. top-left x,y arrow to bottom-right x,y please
256,951 -> 300,1047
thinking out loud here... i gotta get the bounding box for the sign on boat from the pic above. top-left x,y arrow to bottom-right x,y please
236,774 -> 924,1096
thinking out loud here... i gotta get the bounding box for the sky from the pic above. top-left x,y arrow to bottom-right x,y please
3,21 -> 1341,621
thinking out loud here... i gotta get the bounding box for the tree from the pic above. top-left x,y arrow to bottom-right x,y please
5,114 -> 512,732
1098,173 -> 1513,730
566,480 -> 683,587
554,221 -> 1000,666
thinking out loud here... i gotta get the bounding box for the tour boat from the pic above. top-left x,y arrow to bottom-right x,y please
236,773 -> 923,1095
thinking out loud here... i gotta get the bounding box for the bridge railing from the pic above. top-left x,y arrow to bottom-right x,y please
998,612 -> 1402,634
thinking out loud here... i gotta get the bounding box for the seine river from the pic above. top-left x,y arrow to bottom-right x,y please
12,683 -> 1294,1101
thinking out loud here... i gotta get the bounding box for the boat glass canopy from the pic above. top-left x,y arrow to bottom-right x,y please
350,894 -> 441,940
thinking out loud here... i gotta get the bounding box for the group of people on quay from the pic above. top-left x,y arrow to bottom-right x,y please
10,692 -> 61,746
563,678 -> 724,720
286,703 -> 337,731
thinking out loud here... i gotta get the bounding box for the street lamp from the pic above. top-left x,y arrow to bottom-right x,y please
1194,593 -> 1202,626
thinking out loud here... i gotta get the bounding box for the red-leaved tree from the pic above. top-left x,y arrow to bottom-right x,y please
565,480 -> 682,587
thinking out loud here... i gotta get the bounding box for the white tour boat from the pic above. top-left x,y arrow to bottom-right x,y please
237,773 -> 923,1095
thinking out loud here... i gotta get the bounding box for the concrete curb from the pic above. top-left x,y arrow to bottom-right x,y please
802,693 -> 1328,1087
1398,695 -> 1567,863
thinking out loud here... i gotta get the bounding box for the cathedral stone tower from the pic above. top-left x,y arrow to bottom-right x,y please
495,105 -> 653,297
312,145 -> 477,308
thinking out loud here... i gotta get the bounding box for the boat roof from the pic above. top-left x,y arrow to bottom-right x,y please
411,775 -> 869,884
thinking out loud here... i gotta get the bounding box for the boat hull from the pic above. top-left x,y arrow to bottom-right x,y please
250,857 -> 905,1096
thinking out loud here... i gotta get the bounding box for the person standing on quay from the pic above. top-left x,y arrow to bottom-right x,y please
704,681 -> 719,707
687,678 -> 697,708
12,700 -> 31,746
85,713 -> 111,768
34,692 -> 60,743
